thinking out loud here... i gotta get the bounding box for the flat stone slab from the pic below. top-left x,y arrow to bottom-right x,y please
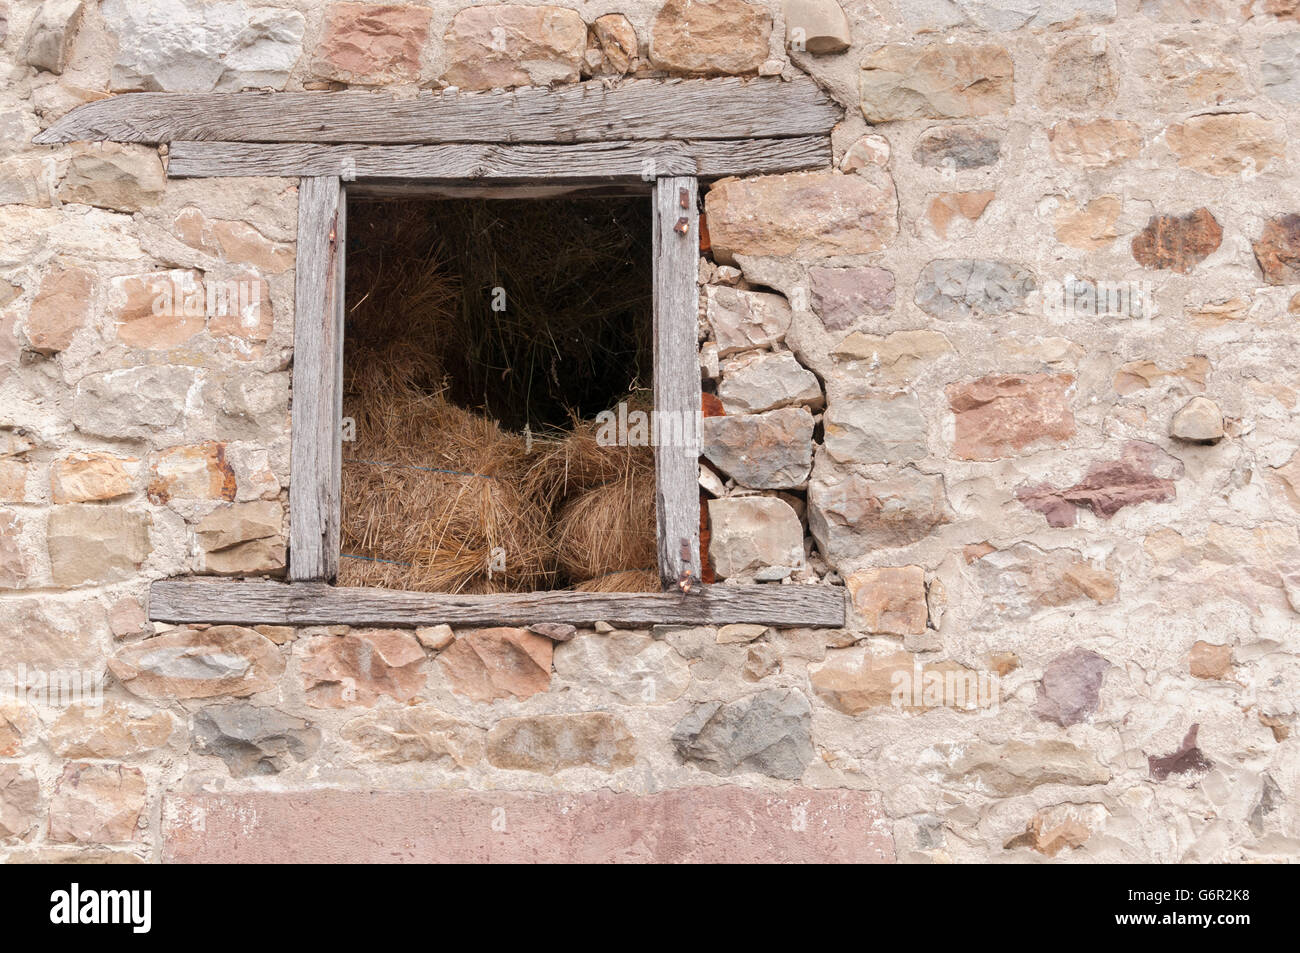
163,786 -> 894,863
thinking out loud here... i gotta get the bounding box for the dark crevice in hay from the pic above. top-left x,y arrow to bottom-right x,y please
340,196 -> 656,594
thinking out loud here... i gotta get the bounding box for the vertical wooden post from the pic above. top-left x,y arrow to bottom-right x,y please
652,176 -> 702,592
289,176 -> 346,581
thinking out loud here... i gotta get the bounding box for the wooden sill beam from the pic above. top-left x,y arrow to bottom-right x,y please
148,579 -> 847,628
165,137 -> 830,181
34,76 -> 840,146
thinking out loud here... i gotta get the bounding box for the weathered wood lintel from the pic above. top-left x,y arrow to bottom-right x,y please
165,137 -> 831,182
33,77 -> 840,146
148,579 -> 847,628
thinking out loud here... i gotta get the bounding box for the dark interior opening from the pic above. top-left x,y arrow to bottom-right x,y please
339,194 -> 657,595
345,196 -> 653,432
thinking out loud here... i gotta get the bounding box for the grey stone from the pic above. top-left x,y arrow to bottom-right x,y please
0,765 -> 40,839
701,407 -> 814,489
47,505 -> 151,587
342,707 -> 484,766
553,630 -> 691,704
672,688 -> 814,780
0,155 -> 54,208
913,125 -> 1001,170
808,457 -> 949,563
1033,648 -> 1110,726
528,622 -> 577,642
947,739 -> 1111,793
1262,34 -> 1300,104
717,352 -> 822,414
783,0 -> 851,54
964,543 -> 1116,631
58,144 -> 165,212
706,285 -> 792,356
824,393 -> 927,465
211,371 -> 291,441
102,0 -> 305,92
1170,397 -> 1224,442
72,366 -> 197,439
901,0 -> 1115,33
708,496 -> 805,578
914,260 -> 1036,320
109,626 -> 285,699
193,702 -> 320,777
23,0 -> 84,74
744,642 -> 782,681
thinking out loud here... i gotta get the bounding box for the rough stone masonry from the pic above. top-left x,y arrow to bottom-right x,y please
0,0 -> 1298,863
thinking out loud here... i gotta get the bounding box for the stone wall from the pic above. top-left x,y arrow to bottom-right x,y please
1,0 -> 1297,863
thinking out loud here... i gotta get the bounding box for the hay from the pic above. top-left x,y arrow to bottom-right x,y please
521,395 -> 655,506
339,197 -> 656,593
553,467 -> 657,581
344,201 -> 458,391
573,569 -> 660,593
339,381 -> 557,594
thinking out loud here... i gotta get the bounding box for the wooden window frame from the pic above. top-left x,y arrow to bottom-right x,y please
39,78 -> 847,627
282,172 -> 722,609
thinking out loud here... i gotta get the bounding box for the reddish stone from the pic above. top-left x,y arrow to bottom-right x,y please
0,764 -> 40,839
299,629 -> 426,708
1252,213 -> 1300,285
109,626 -> 284,699
648,0 -> 771,76
704,170 -> 897,265
807,265 -> 896,330
1261,0 -> 1300,19
1033,648 -> 1110,727
0,458 -> 24,502
147,442 -> 237,504
1148,725 -> 1212,780
315,3 -> 431,85
846,566 -> 928,636
442,5 -> 586,90
437,627 -> 552,702
108,597 -> 148,638
25,264 -> 93,354
860,42 -> 1015,122
161,787 -> 894,863
1131,207 -> 1222,274
111,271 -> 205,349
925,191 -> 995,239
945,374 -> 1075,461
172,207 -> 293,273
699,493 -> 715,584
207,273 -> 272,346
1016,441 -> 1183,527
1189,641 -> 1232,679
50,452 -> 137,503
48,763 -> 147,844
